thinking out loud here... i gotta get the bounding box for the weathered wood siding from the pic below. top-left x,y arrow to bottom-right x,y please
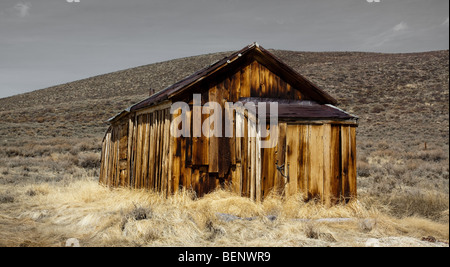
100,107 -> 172,195
99,120 -> 129,188
99,60 -> 357,202
282,123 -> 357,203
222,60 -> 307,101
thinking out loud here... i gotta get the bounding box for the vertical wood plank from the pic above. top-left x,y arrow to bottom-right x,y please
249,116 -> 256,200
118,123 -> 128,187
250,61 -> 260,97
180,125 -> 187,188
109,129 -> 116,187
256,128 -> 262,202
171,109 -> 181,193
273,75 -> 280,99
235,111 -> 243,162
192,168 -> 200,196
309,125 -> 324,200
106,132 -> 111,185
234,163 -> 242,196
131,116 -> 138,188
218,81 -> 231,179
159,111 -> 165,193
267,67 -> 274,97
143,115 -> 151,189
164,109 -> 171,196
167,111 -> 174,195
294,88 -> 303,100
114,127 -> 120,187
192,94 -> 205,166
240,63 -> 251,98
261,142 -> 268,198
134,117 -> 142,188
260,64 -> 267,97
341,125 -> 350,201
158,110 -> 165,191
241,112 -> 249,197
155,111 -> 162,191
297,125 -> 308,198
323,124 -> 332,206
208,85 -> 219,173
109,127 -> 114,187
231,71 -> 241,102
250,135 -> 255,200
152,111 -> 159,190
349,126 -> 357,199
160,110 -> 167,194
226,102 -> 236,166
126,117 -> 133,187
275,123 -> 287,194
286,125 -> 299,196
107,128 -> 113,187
278,79 -> 286,98
330,125 -> 341,204
262,125 -> 277,198
286,83 -> 294,99
201,90 -> 210,166
148,113 -> 155,189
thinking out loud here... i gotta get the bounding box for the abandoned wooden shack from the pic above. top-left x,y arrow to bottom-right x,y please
99,43 -> 358,204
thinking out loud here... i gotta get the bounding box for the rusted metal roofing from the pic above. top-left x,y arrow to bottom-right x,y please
238,97 -> 357,121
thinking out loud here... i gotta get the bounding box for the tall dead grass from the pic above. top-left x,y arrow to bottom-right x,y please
1,179 -> 447,247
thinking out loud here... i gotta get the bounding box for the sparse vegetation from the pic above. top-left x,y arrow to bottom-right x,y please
0,194 -> 14,204
0,49 -> 448,246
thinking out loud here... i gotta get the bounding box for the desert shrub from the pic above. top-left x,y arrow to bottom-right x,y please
369,174 -> 397,195
372,149 -> 397,158
77,152 -> 101,169
205,220 -> 226,241
386,164 -> 406,179
376,141 -> 390,150
70,140 -> 100,155
26,189 -> 37,197
304,222 -> 319,239
416,150 -> 446,162
405,149 -> 446,162
129,205 -> 152,221
384,190 -> 449,221
0,194 -> 14,204
120,204 -> 153,231
4,148 -> 21,157
359,219 -> 376,233
370,104 -> 385,114
357,161 -> 371,177
25,145 -> 52,157
49,153 -> 79,172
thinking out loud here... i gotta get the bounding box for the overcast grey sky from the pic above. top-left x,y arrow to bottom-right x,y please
0,0 -> 448,98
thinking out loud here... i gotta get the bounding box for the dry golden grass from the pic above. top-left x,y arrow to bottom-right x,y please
0,178 -> 447,247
